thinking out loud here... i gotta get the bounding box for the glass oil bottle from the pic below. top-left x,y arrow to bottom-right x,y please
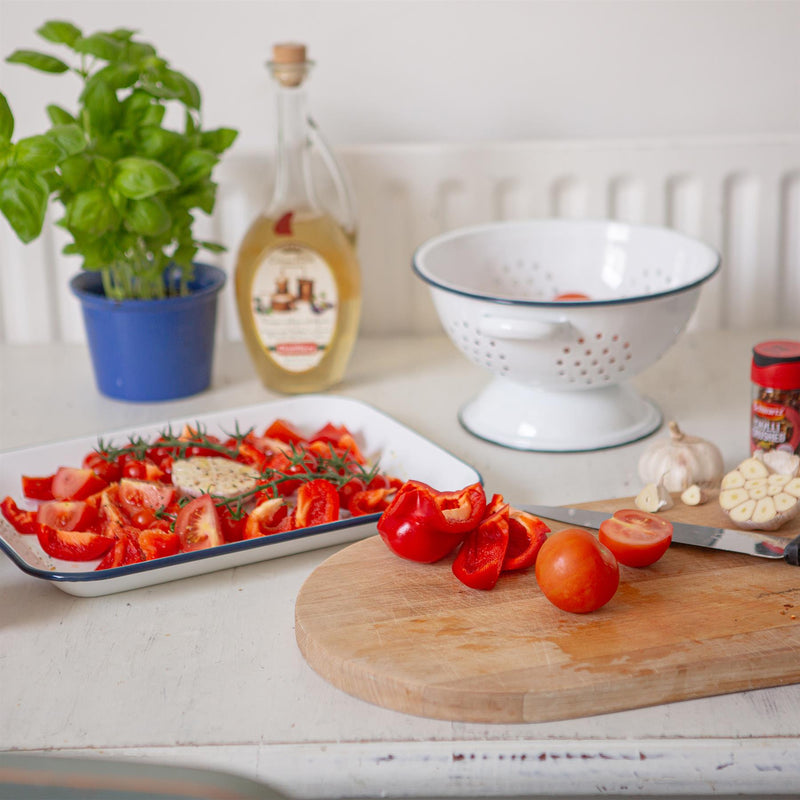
235,43 -> 361,393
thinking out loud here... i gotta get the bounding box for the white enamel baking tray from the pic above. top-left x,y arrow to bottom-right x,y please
0,395 -> 481,597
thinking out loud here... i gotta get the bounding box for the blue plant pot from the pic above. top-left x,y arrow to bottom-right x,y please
70,263 -> 226,402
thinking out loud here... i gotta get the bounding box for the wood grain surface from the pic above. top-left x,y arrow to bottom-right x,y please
294,497 -> 800,723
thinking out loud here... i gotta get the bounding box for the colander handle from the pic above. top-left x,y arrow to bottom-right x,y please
478,315 -> 573,340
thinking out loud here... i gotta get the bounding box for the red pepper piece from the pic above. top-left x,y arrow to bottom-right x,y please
377,483 -> 469,563
431,482 -> 486,533
21,474 -> 55,501
294,479 -> 340,528
501,509 -> 550,571
347,487 -> 396,517
1,496 -> 38,534
37,524 -> 115,562
452,504 -> 510,590
244,497 -> 291,539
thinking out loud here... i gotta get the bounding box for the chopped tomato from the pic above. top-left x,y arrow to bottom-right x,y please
21,474 -> 54,500
598,508 -> 673,567
1,496 -> 37,534
244,497 -> 290,539
535,528 -> 619,613
452,504 -> 510,590
138,529 -> 181,560
95,531 -> 143,570
51,467 -> 107,501
36,500 -> 97,532
501,509 -> 550,571
175,495 -> 224,552
294,479 -> 340,528
118,478 -> 176,517
36,524 -> 114,561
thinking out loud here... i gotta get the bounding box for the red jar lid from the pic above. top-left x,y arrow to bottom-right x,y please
751,340 -> 800,390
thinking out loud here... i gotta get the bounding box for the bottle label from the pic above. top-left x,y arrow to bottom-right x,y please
751,398 -> 800,454
250,244 -> 338,373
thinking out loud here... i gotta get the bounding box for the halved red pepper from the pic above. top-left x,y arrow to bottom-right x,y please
452,504 -> 510,590
377,481 -> 486,563
502,509 -> 550,571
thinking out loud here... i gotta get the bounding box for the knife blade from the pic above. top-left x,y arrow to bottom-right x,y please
521,504 -> 800,564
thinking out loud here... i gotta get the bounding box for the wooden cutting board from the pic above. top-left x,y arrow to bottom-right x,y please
294,497 -> 800,723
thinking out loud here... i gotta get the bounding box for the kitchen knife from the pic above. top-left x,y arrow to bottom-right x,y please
521,504 -> 800,564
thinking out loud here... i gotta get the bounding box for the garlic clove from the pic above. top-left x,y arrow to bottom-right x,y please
635,479 -> 674,513
680,484 -> 711,506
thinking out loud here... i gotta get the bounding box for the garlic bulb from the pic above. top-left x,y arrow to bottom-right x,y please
638,421 -> 724,493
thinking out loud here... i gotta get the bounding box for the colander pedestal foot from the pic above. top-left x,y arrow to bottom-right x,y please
459,377 -> 662,452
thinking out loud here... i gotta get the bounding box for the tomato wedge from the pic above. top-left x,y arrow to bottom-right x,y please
117,478 -> 176,517
598,508 -> 673,567
175,495 -> 224,552
36,524 -> 114,561
36,500 -> 97,532
501,509 -> 550,571
1,496 -> 37,534
51,467 -> 107,501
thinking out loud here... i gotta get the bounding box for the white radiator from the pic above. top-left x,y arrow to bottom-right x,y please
1,135 -> 798,344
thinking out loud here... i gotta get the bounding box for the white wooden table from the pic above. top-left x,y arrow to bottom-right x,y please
2,329 -> 800,799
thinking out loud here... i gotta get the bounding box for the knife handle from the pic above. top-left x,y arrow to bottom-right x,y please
784,534 -> 800,566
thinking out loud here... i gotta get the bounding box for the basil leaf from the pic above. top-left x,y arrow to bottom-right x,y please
6,49 -> 69,74
0,92 -> 13,141
200,128 -> 238,154
0,167 -> 49,243
87,63 -> 138,91
198,240 -> 226,253
176,149 -> 218,185
46,104 -> 76,125
126,196 -> 171,236
161,69 -> 201,110
177,180 -> 216,214
135,126 -> 182,159
113,156 -> 179,199
81,79 -> 120,136
15,134 -> 63,171
37,20 -> 82,46
58,153 -> 91,191
47,124 -> 86,156
74,33 -> 124,62
108,28 -> 137,42
65,188 -> 117,235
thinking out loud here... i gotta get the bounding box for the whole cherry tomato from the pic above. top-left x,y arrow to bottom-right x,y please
598,509 -> 673,567
535,528 -> 619,614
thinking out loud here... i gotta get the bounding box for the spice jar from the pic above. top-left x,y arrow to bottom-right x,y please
751,340 -> 800,455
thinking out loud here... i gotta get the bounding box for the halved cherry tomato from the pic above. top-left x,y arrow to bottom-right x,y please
36,500 -> 97,532
535,528 -> 619,614
36,524 -> 114,561
117,478 -> 176,518
175,495 -> 224,552
244,497 -> 290,539
598,508 -> 673,567
1,496 -> 37,534
51,467 -> 107,501
452,504 -> 510,590
138,529 -> 181,560
21,475 -> 54,500
294,479 -> 340,528
502,509 -> 550,571
96,531 -> 143,570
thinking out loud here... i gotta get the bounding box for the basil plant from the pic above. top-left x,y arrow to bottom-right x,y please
0,21 -> 237,300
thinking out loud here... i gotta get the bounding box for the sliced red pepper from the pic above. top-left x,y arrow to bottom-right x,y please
37,524 -> 115,562
1,496 -> 38,534
451,504 -> 510,590
430,482 -> 486,533
244,497 -> 291,539
377,483 -> 469,563
293,479 -> 340,528
263,418 -> 307,446
21,474 -> 54,500
347,487 -> 396,517
501,509 -> 550,571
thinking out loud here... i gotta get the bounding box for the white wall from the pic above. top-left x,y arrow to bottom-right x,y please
1,0 -> 798,152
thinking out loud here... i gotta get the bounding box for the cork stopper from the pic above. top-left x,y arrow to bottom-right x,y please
269,42 -> 311,87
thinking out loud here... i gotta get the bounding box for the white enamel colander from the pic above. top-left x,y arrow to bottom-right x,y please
413,219 -> 720,451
